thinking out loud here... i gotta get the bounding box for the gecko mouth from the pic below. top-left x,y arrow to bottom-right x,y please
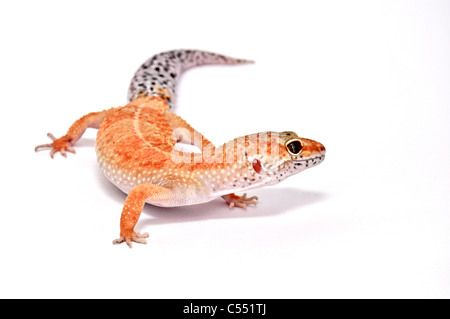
293,154 -> 325,168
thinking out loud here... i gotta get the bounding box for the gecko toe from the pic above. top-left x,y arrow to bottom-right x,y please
47,133 -> 57,141
113,230 -> 149,248
35,133 -> 75,159
113,238 -> 125,245
223,193 -> 258,210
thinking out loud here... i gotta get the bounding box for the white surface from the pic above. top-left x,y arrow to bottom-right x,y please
0,0 -> 449,298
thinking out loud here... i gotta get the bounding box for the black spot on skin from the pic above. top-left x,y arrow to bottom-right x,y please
155,67 -> 160,72
170,73 -> 176,78
159,74 -> 165,78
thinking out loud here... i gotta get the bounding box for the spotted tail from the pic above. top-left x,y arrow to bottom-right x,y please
127,49 -> 253,107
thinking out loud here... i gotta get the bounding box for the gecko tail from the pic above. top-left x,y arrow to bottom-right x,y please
127,49 -> 253,107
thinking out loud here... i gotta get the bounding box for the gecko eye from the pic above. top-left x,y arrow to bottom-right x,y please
286,139 -> 303,155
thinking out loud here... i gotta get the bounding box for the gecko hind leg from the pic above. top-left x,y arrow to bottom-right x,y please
35,109 -> 114,158
113,183 -> 173,248
113,231 -> 149,246
35,133 -> 76,158
166,112 -> 214,149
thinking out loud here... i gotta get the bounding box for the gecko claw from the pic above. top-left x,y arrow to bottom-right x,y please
222,193 -> 258,210
66,146 -> 76,154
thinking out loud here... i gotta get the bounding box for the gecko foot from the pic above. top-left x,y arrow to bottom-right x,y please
113,230 -> 149,248
222,193 -> 258,210
35,133 -> 76,158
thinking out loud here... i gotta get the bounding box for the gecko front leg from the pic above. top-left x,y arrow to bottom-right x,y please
166,113 -> 259,211
222,193 -> 258,210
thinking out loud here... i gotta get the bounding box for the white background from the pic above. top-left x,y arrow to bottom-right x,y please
0,0 -> 449,298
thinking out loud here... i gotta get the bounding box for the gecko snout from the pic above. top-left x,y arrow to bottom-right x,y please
319,143 -> 326,155
315,142 -> 326,158
298,138 -> 326,160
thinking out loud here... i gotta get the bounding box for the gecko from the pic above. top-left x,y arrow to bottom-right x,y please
35,50 -> 326,248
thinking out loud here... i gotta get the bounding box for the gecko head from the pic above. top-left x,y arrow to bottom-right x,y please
245,131 -> 326,184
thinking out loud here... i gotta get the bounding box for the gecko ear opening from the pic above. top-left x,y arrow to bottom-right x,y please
286,139 -> 303,155
252,158 -> 263,174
